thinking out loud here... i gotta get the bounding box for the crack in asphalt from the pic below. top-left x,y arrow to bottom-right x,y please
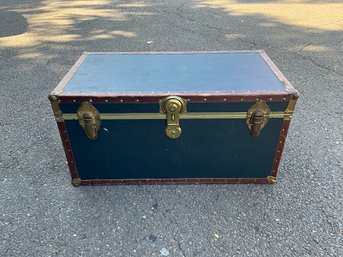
153,4 -> 343,78
159,209 -> 188,257
171,232 -> 187,257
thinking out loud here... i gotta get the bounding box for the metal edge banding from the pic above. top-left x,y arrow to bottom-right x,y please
57,122 -> 79,181
259,52 -> 299,95
62,112 -> 286,120
50,54 -> 88,95
78,178 -> 268,185
270,119 -> 291,178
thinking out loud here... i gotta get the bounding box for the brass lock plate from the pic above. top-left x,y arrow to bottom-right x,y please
246,100 -> 270,137
77,102 -> 101,140
159,96 -> 187,139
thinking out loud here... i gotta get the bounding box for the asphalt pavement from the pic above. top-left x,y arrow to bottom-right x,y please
0,0 -> 342,256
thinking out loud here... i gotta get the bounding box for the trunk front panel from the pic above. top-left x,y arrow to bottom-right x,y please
64,118 -> 283,180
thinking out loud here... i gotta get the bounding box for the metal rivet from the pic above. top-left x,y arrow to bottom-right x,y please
224,98 -> 227,101
282,129 -> 285,131
105,99 -> 108,102
280,141 -> 282,143
73,99 -> 76,102
270,98 -> 273,101
204,98 -> 207,101
120,99 -> 123,102
283,98 -> 286,101
136,99 -> 139,102
241,98 -> 244,101
89,99 -> 92,102
57,100 -> 61,103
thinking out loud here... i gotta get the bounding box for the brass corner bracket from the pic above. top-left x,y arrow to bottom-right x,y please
267,176 -> 277,184
159,96 -> 187,139
284,94 -> 298,120
77,101 -> 101,140
49,95 -> 63,122
246,100 -> 270,137
72,178 -> 81,186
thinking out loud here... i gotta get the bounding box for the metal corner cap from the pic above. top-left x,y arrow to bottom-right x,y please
72,178 -> 81,186
286,89 -> 300,99
48,94 -> 58,101
267,176 -> 277,184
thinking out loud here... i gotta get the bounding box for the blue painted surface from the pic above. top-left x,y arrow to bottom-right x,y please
65,118 -> 282,180
64,53 -> 286,93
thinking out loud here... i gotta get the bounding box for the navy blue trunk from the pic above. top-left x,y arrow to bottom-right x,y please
49,51 -> 298,185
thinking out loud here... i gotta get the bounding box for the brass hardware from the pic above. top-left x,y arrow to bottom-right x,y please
62,111 -> 286,121
284,94 -> 298,120
72,178 -> 81,186
250,111 -> 264,137
160,96 -> 187,139
49,95 -> 63,122
246,100 -> 270,137
267,176 -> 277,184
77,102 -> 101,140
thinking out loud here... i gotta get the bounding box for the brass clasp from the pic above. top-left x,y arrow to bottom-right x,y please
77,102 -> 101,140
246,100 -> 270,137
160,96 -> 187,139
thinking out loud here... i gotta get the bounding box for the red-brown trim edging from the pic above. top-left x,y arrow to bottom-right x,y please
57,122 -> 79,180
270,119 -> 291,177
57,93 -> 291,104
77,177 -> 269,186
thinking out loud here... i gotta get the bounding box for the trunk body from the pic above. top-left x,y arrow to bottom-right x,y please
49,51 -> 298,186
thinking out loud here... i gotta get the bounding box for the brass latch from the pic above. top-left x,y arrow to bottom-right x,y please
77,102 -> 101,140
246,100 -> 270,137
160,96 -> 187,139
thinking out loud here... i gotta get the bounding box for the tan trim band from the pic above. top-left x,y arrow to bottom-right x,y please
63,111 -> 286,120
